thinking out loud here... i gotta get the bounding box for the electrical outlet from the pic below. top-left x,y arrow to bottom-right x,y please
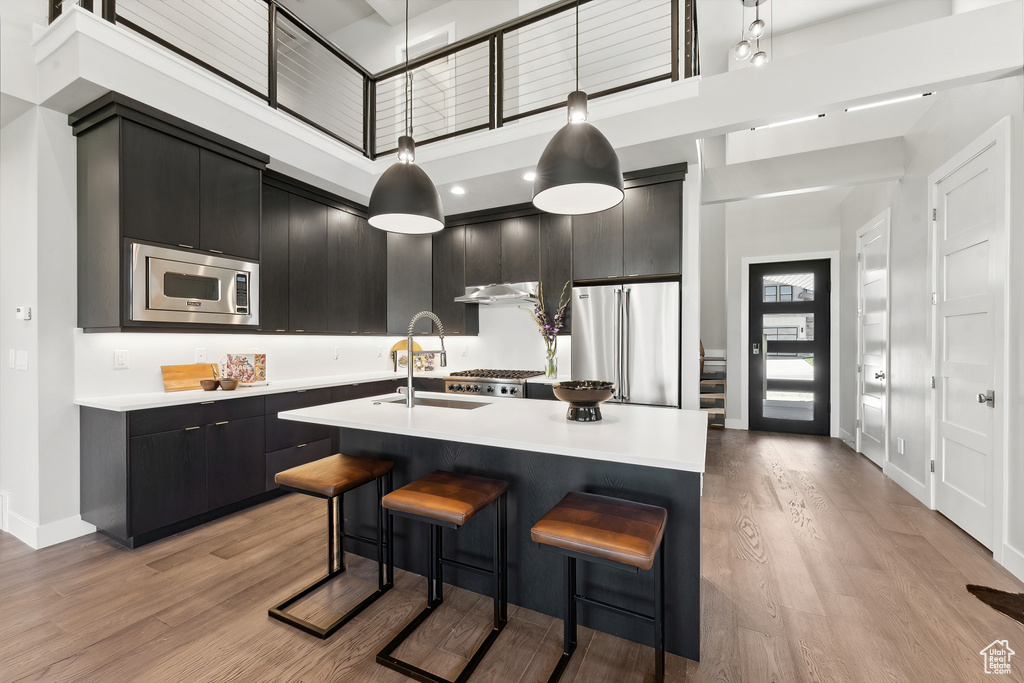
897,437 -> 905,455
376,345 -> 382,358
195,347 -> 207,363
460,344 -> 468,358
334,346 -> 340,360
113,349 -> 129,370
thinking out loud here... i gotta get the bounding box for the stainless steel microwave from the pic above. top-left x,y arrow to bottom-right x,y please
130,243 -> 259,325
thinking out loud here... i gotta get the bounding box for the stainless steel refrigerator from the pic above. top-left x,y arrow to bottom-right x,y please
571,281 -> 680,407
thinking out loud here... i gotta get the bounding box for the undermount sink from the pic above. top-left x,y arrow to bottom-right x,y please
378,396 -> 490,410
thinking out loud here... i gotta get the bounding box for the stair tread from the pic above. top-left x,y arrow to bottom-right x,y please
701,407 -> 726,415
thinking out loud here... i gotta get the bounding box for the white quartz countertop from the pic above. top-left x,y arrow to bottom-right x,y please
74,371 -> 446,412
280,391 -> 708,473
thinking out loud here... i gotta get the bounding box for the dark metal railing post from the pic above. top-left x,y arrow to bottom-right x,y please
488,35 -> 497,129
670,0 -> 680,81
495,32 -> 504,128
101,0 -> 115,23
367,77 -> 377,159
48,0 -> 62,23
80,0 -> 94,12
363,75 -> 373,158
686,0 -> 698,79
267,1 -> 278,107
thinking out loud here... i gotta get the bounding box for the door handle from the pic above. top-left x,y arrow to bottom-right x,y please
615,289 -> 623,401
875,371 -> 885,380
977,390 -> 995,407
623,288 -> 631,402
762,333 -> 768,398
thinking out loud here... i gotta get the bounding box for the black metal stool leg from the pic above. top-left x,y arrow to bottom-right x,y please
654,542 -> 665,682
386,472 -> 395,586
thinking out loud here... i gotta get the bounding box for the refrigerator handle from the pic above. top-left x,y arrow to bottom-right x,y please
762,333 -> 769,399
623,288 -> 631,402
615,288 -> 623,400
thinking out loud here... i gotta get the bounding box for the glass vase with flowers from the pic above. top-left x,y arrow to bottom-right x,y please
522,281 -> 571,379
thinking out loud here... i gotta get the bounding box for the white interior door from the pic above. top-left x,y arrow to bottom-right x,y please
933,138 -> 1005,550
856,210 -> 889,468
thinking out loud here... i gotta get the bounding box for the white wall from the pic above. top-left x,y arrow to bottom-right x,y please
699,136 -> 727,356
838,76 -> 1024,574
0,105 -> 87,547
723,190 -> 843,427
75,308 -> 570,398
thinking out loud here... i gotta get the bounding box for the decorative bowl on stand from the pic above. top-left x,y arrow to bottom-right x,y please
552,381 -> 615,422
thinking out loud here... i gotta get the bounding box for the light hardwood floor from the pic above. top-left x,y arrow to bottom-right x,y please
2,430 -> 1023,682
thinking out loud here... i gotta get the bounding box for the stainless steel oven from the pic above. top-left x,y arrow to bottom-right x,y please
130,243 -> 259,325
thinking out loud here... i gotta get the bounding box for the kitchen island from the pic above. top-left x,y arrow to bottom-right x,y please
280,391 -> 707,661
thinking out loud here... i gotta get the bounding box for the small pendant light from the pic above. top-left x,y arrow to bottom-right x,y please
368,0 -> 444,234
532,0 -> 623,215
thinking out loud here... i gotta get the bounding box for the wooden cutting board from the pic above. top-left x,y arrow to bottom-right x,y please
161,363 -> 219,392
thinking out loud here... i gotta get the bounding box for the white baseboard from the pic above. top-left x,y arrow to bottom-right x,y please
724,418 -> 743,430
837,428 -> 856,447
884,462 -> 929,506
0,489 -> 8,532
6,511 -> 96,550
1000,543 -> 1024,584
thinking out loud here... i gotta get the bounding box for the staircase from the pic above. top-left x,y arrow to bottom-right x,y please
700,357 -> 726,428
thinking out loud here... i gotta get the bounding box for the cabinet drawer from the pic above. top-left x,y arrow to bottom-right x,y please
525,382 -> 556,401
129,396 -> 264,437
265,388 -> 334,452
266,438 -> 333,491
332,380 -> 402,402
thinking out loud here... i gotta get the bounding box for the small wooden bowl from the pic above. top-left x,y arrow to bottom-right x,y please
219,378 -> 239,391
552,380 -> 615,422
200,379 -> 220,391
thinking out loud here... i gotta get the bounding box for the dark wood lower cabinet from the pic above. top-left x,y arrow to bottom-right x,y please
207,416 -> 266,509
128,427 -> 208,536
265,438 -> 332,491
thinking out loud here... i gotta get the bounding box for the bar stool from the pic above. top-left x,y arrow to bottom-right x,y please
376,470 -> 508,683
531,492 -> 667,683
269,453 -> 394,639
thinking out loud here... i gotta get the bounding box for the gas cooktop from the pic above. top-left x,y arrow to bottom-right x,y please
446,369 -> 544,380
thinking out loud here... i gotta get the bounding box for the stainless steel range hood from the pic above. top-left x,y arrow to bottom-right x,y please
454,281 -> 540,306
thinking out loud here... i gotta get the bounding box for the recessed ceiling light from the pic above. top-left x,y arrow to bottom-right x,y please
522,172 -> 536,182
845,93 -> 933,113
450,186 -> 466,195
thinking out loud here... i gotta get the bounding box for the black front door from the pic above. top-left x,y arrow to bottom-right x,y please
748,259 -> 830,435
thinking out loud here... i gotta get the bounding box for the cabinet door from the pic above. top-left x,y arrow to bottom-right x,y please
358,218 -> 388,334
265,388 -> 334,452
525,382 -> 556,400
327,207 -> 361,334
121,120 -> 200,249
465,221 -> 501,286
539,213 -> 573,334
207,416 -> 266,509
623,181 -> 681,276
200,150 -> 260,260
499,216 -> 540,283
572,203 -> 624,280
432,225 -> 477,335
387,233 -> 432,334
288,194 -> 328,332
129,427 -> 207,535
260,185 -> 290,331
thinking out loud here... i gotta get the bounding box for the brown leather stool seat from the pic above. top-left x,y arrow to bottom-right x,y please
530,491 -> 666,570
380,470 -> 507,526
532,492 -> 668,683
376,470 -> 508,683
275,453 -> 394,498
268,454 -> 394,639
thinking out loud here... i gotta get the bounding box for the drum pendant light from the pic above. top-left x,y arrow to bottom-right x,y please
532,0 -> 623,215
368,0 -> 444,234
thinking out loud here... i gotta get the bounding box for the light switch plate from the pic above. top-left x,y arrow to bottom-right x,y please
15,350 -> 28,371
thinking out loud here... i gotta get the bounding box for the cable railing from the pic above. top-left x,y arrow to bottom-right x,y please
49,0 -> 698,160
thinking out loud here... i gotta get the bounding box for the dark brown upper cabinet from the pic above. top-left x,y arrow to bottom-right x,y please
622,181 -> 682,277
200,149 -> 261,260
500,216 -> 540,283
465,221 -> 501,286
572,180 -> 682,280
357,219 -> 388,334
539,213 -> 573,333
432,225 -> 478,335
71,93 -> 268,331
288,194 -> 328,333
387,233 -> 433,335
327,207 -> 361,334
572,202 -> 624,280
259,185 -> 290,332
121,120 -> 201,250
